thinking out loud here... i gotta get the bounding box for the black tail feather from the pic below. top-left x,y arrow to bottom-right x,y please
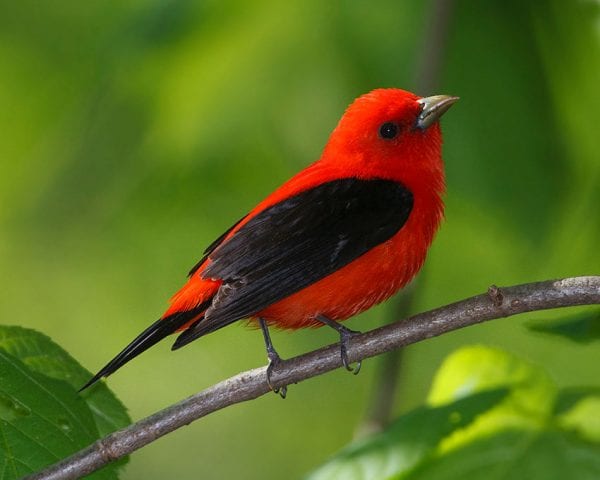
79,304 -> 208,392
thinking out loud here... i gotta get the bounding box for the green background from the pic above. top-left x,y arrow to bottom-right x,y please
0,0 -> 598,478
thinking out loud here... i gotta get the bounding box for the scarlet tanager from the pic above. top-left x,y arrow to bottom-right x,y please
81,88 -> 457,393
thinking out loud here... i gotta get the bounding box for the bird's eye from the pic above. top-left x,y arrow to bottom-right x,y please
379,122 -> 399,139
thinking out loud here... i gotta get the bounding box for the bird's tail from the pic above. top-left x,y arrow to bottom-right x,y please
79,301 -> 210,392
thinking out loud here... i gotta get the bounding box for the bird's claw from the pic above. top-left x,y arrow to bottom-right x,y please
266,349 -> 287,399
315,314 -> 363,374
259,317 -> 288,398
340,328 -> 361,375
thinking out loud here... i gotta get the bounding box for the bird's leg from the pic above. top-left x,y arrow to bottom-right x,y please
258,318 -> 287,399
316,314 -> 362,375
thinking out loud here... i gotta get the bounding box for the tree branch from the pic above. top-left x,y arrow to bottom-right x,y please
26,276 -> 600,480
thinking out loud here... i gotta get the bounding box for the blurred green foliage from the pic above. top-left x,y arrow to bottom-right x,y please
308,388 -> 510,480
308,346 -> 600,480
0,0 -> 598,478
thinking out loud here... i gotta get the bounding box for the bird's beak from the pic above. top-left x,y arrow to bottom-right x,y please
415,95 -> 459,130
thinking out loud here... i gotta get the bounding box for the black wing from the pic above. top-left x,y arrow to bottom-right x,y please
173,177 -> 413,349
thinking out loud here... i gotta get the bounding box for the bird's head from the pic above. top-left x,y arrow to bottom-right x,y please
321,88 -> 458,194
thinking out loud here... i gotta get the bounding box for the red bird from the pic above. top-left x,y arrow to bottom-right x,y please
82,88 -> 457,394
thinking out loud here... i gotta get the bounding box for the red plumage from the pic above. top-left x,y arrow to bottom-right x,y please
168,89 -> 447,328
82,88 -> 457,390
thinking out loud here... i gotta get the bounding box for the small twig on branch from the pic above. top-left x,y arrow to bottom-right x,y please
26,276 -> 600,480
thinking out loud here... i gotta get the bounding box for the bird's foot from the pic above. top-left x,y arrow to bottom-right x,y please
259,318 -> 287,398
339,327 -> 362,375
265,348 -> 287,399
316,314 -> 362,374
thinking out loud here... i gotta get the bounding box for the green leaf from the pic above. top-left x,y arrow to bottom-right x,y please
426,345 -> 556,450
527,310 -> 600,343
305,389 -> 508,480
309,346 -> 600,480
0,325 -> 130,436
0,350 -> 113,479
0,326 -> 131,479
402,429 -> 600,480
416,346 -> 600,479
427,345 -> 555,411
